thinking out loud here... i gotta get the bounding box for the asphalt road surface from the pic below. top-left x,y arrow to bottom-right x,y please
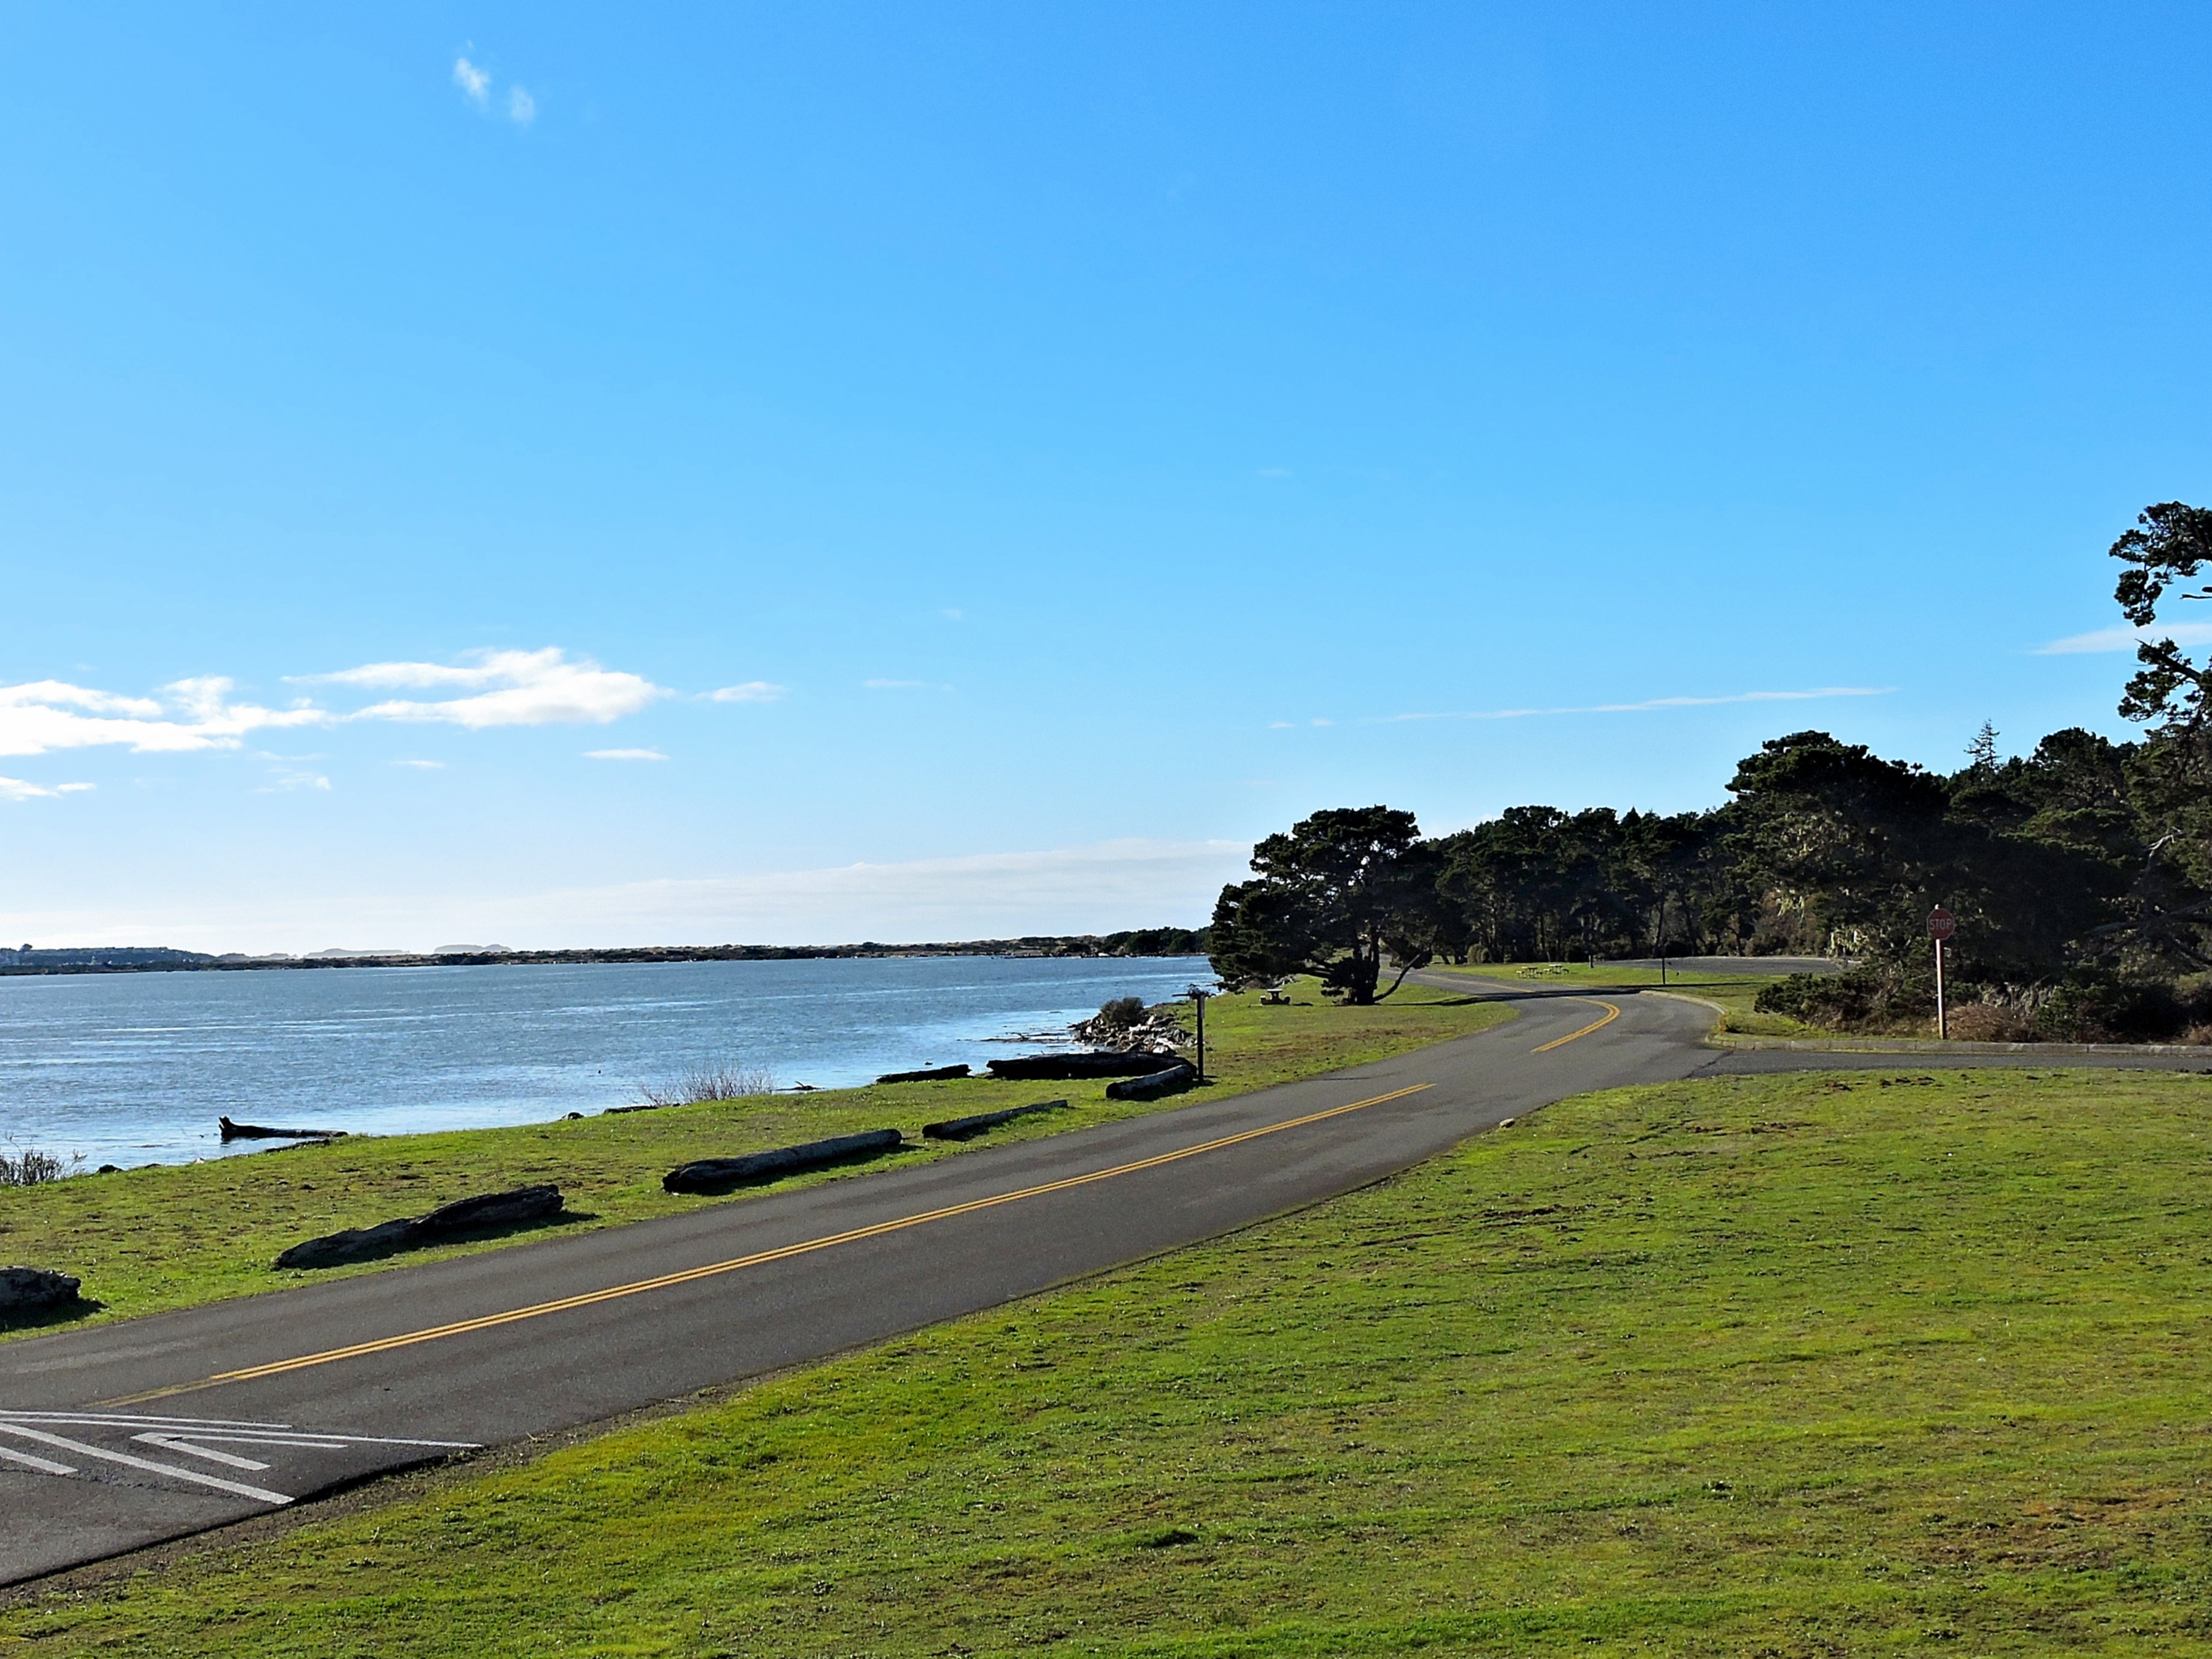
4,980 -> 2205,1585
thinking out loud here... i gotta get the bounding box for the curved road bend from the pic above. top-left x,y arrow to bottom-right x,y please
2,980 -> 2202,1585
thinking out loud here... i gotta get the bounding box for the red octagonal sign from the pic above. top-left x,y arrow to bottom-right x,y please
1928,906 -> 1956,941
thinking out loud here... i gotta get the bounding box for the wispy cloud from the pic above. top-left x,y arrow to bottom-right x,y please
2035,621 -> 2212,655
303,648 -> 670,728
0,776 -> 94,802
708,682 -> 787,704
392,758 -> 446,770
1373,687 -> 1894,724
260,769 -> 332,794
0,678 -> 326,757
507,85 -> 535,125
453,55 -> 490,107
1,648 -> 666,760
585,748 -> 667,762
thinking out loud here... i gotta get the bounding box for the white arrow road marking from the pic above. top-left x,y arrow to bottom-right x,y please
0,1423 -> 291,1506
0,1444 -> 77,1476
0,1410 -> 482,1509
132,1434 -> 275,1471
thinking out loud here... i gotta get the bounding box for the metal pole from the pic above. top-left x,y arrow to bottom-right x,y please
1936,935 -> 1946,1040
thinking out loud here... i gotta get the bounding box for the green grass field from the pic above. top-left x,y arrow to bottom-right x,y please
0,981 -> 1510,1338
10,1065 -> 2212,1654
1428,960 -> 1819,1035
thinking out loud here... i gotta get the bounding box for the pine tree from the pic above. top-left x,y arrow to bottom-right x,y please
1966,720 -> 2000,771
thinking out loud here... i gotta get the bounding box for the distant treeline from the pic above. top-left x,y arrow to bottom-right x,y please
1211,723 -> 2212,1038
0,927 -> 1211,978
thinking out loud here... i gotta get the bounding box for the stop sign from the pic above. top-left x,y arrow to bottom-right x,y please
1928,906 -> 1956,941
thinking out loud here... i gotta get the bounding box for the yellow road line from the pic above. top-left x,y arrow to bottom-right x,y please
105,1082 -> 1434,1405
1531,1001 -> 1621,1052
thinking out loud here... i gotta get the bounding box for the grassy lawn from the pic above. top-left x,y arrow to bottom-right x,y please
0,981 -> 1510,1338
10,1065 -> 2212,1654
1428,960 -> 1820,1036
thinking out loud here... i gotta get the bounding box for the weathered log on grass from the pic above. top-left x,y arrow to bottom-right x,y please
986,1051 -> 1184,1081
275,1185 -> 565,1270
1105,1062 -> 1199,1102
922,1099 -> 1070,1141
663,1128 -> 904,1195
0,1266 -> 82,1312
875,1063 -> 972,1084
220,1115 -> 348,1142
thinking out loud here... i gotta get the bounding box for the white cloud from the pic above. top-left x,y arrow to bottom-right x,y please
392,758 -> 447,770
0,677 -> 327,757
507,85 -> 535,125
709,682 -> 787,704
0,648 -> 664,761
586,748 -> 667,761
453,55 -> 490,106
0,776 -> 93,802
1375,686 -> 1894,724
2035,621 -> 2212,655
309,648 -> 670,728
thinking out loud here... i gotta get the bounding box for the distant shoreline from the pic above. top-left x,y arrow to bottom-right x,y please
0,931 -> 1211,979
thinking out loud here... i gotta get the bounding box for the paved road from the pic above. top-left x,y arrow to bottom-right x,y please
2,980 -> 2201,1585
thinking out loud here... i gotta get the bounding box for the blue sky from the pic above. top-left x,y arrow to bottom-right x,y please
5,3 -> 2210,950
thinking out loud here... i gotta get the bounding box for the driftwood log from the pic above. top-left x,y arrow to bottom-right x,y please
275,1185 -> 565,1270
1105,1061 -> 1199,1102
875,1064 -> 972,1084
986,1051 -> 1184,1081
220,1115 -> 348,1142
663,1128 -> 904,1195
922,1099 -> 1070,1141
0,1266 -> 82,1313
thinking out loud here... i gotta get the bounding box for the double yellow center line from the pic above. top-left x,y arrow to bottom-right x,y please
110,1082 -> 1435,1405
1533,1000 -> 1620,1052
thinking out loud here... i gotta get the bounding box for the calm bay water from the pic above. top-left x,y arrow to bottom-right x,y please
0,956 -> 1213,1169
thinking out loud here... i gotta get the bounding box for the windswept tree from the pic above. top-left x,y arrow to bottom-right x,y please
2108,502 -> 2212,965
1208,806 -> 1444,1003
2111,501 -> 2212,732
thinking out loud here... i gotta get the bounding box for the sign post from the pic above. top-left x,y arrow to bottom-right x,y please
1928,905 -> 1955,1039
1185,983 -> 1212,1082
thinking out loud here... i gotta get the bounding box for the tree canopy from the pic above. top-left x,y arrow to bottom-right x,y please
1208,806 -> 1444,1004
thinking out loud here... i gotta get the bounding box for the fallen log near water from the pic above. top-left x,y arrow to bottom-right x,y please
220,1115 -> 348,1142
985,1050 -> 1185,1081
876,1063 -> 972,1084
1105,1061 -> 1199,1101
274,1185 -> 565,1270
922,1099 -> 1070,1140
0,1266 -> 83,1314
663,1128 -> 905,1195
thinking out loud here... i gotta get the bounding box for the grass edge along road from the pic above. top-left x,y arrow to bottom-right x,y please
9,1065 -> 2212,1655
0,982 -> 1512,1339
